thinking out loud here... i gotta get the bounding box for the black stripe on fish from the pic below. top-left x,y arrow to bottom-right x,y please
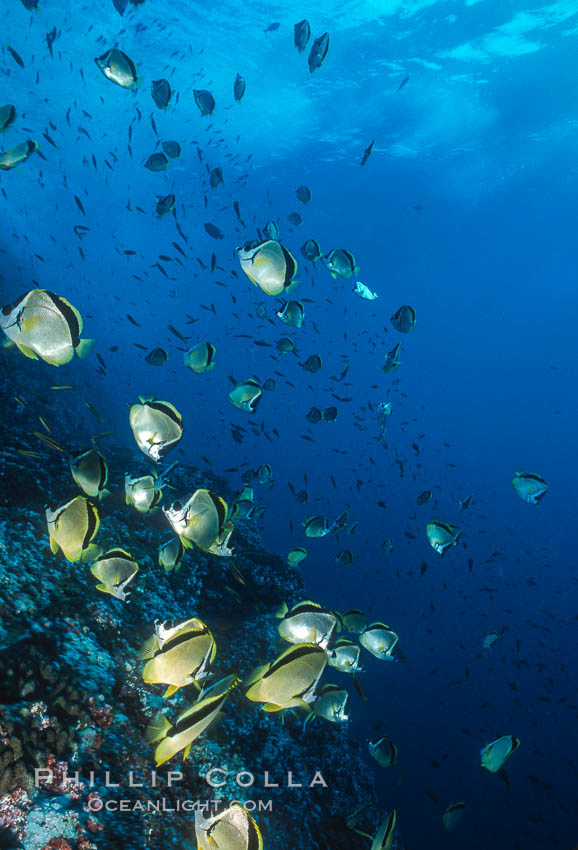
44,291 -> 81,347
82,502 -> 98,551
170,692 -> 228,736
208,491 -> 227,532
100,549 -> 134,562
264,644 -> 324,679
148,401 -> 182,429
161,628 -> 210,654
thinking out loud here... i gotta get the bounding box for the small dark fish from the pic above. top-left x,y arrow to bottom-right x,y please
176,221 -> 188,243
34,431 -> 65,452
151,78 -> 172,109
233,73 -> 246,103
144,152 -> 169,172
42,130 -> 57,149
194,89 -> 215,116
209,167 -> 223,189
146,347 -> 168,366
86,403 -> 106,423
74,195 -> 86,216
8,46 -> 25,69
361,140 -> 375,166
295,185 -> 311,204
204,222 -> 223,240
306,407 -> 323,425
397,75 -> 410,92
156,193 -> 175,217
126,313 -> 140,326
301,238 -> 321,262
287,212 -> 302,226
264,22 -> 281,33
301,354 -> 322,373
153,262 -> 168,279
0,104 -> 17,132
352,674 -> 368,702
233,200 -> 245,226
308,33 -> 329,73
46,28 -> 58,58
294,19 -> 311,53
167,324 -> 187,342
162,140 -> 181,159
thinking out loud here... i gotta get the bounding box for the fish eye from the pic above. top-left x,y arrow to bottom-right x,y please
1,304 -> 11,315
173,501 -> 182,511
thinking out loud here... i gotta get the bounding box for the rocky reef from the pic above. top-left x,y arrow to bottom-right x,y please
0,355 -> 379,849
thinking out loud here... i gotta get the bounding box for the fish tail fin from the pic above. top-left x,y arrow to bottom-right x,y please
145,711 -> 172,744
274,601 -> 288,619
302,713 -> 316,733
81,543 -> 102,563
163,684 -> 180,699
244,663 -> 269,687
16,342 -> 39,360
205,711 -> 226,733
137,635 -> 160,660
76,338 -> 95,359
353,673 -> 368,703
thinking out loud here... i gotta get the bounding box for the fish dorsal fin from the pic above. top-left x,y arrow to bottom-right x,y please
145,711 -> 172,744
137,634 -> 160,660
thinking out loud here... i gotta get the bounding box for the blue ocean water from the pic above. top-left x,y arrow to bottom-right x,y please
2,0 -> 578,848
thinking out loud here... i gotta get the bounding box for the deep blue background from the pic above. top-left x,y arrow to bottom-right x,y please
2,0 -> 578,847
